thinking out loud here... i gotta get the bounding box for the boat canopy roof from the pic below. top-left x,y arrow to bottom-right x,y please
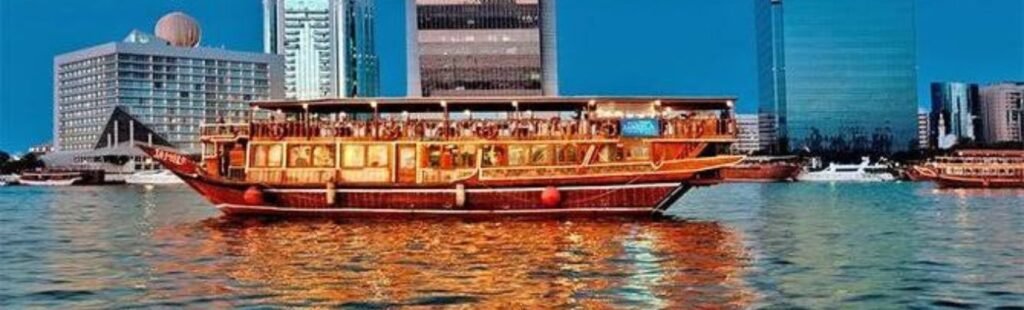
251,96 -> 737,114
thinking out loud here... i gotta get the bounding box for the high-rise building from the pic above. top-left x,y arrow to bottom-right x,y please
732,114 -> 763,154
406,0 -> 558,97
978,82 -> 1024,143
757,113 -> 778,153
917,110 -> 930,150
731,113 -> 778,154
264,0 -> 379,99
929,82 -> 980,148
756,0 -> 918,153
54,12 -> 284,153
754,0 -> 786,152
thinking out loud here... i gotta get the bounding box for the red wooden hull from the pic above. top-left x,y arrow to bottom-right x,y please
934,175 -> 1024,189
139,144 -> 710,217
721,164 -> 800,182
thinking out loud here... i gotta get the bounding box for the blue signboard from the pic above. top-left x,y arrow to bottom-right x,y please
620,118 -> 661,137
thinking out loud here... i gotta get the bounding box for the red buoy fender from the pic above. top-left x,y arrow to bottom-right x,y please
540,186 -> 561,208
243,186 -> 265,205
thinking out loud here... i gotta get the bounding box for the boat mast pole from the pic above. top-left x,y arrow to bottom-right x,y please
302,103 -> 309,138
371,101 -> 379,138
441,100 -> 449,140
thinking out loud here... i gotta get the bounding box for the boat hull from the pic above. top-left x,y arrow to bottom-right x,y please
18,178 -> 80,186
177,173 -> 691,217
136,143 -> 729,217
721,164 -> 801,182
934,175 -> 1024,189
905,165 -> 938,181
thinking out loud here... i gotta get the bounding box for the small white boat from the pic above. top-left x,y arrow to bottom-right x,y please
0,181 -> 7,187
18,171 -> 82,186
125,170 -> 183,185
0,174 -> 18,184
797,157 -> 896,182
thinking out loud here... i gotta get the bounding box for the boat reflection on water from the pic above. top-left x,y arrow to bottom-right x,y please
150,216 -> 752,308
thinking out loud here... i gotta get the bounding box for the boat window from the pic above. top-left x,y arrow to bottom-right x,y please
203,142 -> 216,158
556,144 -> 579,165
250,144 -> 283,168
343,145 -> 366,168
366,145 -> 389,168
598,145 -> 613,163
835,168 -> 859,172
426,145 -> 443,168
287,145 -> 316,168
311,145 -> 336,168
508,145 -> 529,166
627,144 -> 650,160
456,145 -> 477,168
399,146 -> 417,169
597,144 -> 623,163
531,144 -> 553,165
481,145 -> 507,167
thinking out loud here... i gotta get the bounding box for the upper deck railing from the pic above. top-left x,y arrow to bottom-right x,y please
217,117 -> 737,141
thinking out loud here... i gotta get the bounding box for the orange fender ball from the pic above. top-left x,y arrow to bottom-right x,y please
243,186 -> 265,205
540,186 -> 561,208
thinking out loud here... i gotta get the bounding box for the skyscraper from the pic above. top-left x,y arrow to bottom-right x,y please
978,82 -> 1024,143
53,12 -> 284,153
264,0 -> 379,99
757,0 -> 918,153
406,0 -> 558,97
929,82 -> 980,148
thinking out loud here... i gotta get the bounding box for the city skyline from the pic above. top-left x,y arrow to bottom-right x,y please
1,0 -> 1022,152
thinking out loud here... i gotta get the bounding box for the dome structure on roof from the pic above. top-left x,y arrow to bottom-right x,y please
155,12 -> 201,48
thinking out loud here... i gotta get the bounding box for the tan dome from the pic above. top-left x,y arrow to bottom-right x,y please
155,12 -> 200,47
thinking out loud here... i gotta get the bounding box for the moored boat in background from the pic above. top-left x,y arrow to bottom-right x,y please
796,157 -> 896,182
141,96 -> 743,217
721,156 -> 802,182
0,174 -> 18,185
18,171 -> 83,186
930,150 -> 1024,189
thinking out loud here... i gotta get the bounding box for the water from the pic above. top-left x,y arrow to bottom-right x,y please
0,183 -> 1021,308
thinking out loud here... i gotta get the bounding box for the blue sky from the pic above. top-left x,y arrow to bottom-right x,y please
1,0 -> 1021,153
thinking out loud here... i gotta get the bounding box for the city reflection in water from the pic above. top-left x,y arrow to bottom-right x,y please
8,183 -> 1021,308
149,216 -> 751,308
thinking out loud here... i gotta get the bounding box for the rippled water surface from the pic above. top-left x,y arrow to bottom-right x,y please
0,183 -> 1021,308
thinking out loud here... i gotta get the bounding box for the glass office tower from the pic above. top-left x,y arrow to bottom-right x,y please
761,0 -> 918,153
929,82 -> 980,148
407,0 -> 558,97
264,0 -> 379,99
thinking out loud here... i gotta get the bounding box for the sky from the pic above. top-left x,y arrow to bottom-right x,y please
1,0 -> 1022,153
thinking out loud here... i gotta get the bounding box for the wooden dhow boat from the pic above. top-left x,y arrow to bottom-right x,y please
139,97 -> 744,217
929,150 -> 1024,189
